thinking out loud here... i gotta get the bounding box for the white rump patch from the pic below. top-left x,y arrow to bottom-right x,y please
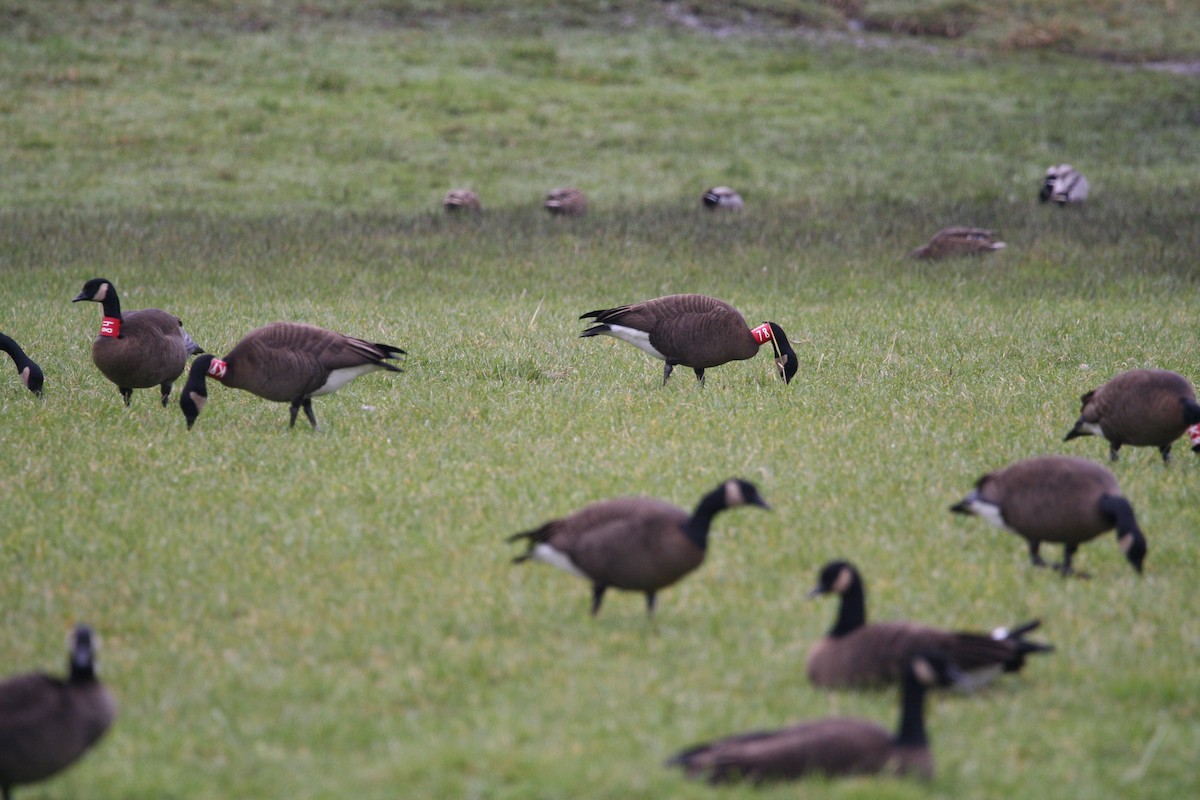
531,544 -> 589,580
599,324 -> 665,361
311,364 -> 380,396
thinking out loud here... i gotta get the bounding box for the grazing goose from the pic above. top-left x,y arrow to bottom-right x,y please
179,322 -> 405,430
1039,164 -> 1090,205
806,560 -> 1052,689
442,189 -> 481,212
72,277 -> 203,407
702,186 -> 744,211
580,294 -> 799,386
667,650 -> 966,784
950,455 -> 1147,577
908,227 -> 1006,260
1064,368 -> 1200,464
543,187 -> 587,216
0,332 -> 44,397
0,625 -> 116,800
507,478 -> 769,618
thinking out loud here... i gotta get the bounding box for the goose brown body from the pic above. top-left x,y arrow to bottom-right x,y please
179,322 -> 405,429
908,227 -> 1006,259
442,189 -> 481,212
580,294 -> 798,385
72,278 -> 202,407
0,626 -> 116,800
508,479 -> 768,617
806,562 -> 1051,689
1064,369 -> 1200,463
544,187 -> 587,216
668,651 -> 964,784
950,455 -> 1147,576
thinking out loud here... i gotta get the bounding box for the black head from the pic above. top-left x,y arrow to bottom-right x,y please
24,360 -> 45,397
180,354 -> 214,430
73,277 -> 114,303
721,478 -> 770,511
765,322 -> 799,385
68,623 -> 98,680
807,559 -> 862,598
1119,529 -> 1147,575
906,649 -> 968,690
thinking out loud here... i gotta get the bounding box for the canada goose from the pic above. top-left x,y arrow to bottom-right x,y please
580,294 -> 799,386
950,455 -> 1147,577
507,478 -> 769,618
908,227 -> 1006,259
0,624 -> 116,800
442,189 -> 481,212
667,649 -> 966,784
1039,164 -> 1090,205
178,322 -> 405,430
0,332 -> 44,397
806,560 -> 1052,689
543,187 -> 587,216
72,277 -> 203,407
1064,369 -> 1200,464
702,186 -> 744,211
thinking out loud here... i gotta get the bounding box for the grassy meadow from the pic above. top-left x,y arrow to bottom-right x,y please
2,3 -> 1199,799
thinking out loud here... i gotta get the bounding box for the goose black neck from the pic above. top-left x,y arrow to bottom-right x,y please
1182,398 -> 1200,426
97,288 -> 123,320
0,333 -> 30,365
681,488 -> 729,550
1099,494 -> 1140,537
894,671 -> 931,747
828,574 -> 867,637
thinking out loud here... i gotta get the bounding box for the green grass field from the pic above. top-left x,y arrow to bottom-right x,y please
2,3 -> 1199,799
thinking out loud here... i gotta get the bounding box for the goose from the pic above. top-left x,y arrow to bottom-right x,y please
702,186 -> 744,211
507,478 -> 769,618
805,560 -> 1052,689
0,624 -> 116,800
0,332 -> 44,397
178,322 -> 405,430
908,227 -> 1006,259
950,455 -> 1147,577
442,189 -> 481,212
1039,164 -> 1089,205
72,277 -> 203,407
667,650 -> 966,784
1063,368 -> 1200,464
543,187 -> 587,216
580,294 -> 799,386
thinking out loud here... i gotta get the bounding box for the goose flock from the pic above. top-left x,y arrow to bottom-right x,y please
2,164 -> 1196,793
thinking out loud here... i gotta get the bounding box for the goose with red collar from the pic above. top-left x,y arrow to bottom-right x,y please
179,321 -> 405,430
72,278 -> 203,407
580,294 -> 799,386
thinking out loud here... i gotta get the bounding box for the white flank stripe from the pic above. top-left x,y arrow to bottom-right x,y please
531,544 -> 590,580
961,498 -> 1012,532
598,324 -> 665,361
311,364 -> 380,396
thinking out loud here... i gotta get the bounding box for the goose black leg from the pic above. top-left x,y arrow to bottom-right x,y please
1109,443 -> 1121,462
1028,540 -> 1047,568
662,362 -> 675,385
693,367 -> 705,384
301,398 -> 318,429
159,381 -> 173,406
591,584 -> 607,616
1159,444 -> 1172,465
645,590 -> 658,617
288,398 -> 302,428
1054,544 -> 1088,578
120,387 -> 132,407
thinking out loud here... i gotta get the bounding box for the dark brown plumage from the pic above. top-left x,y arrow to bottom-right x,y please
908,227 -> 1006,259
667,650 -> 966,784
580,294 -> 799,385
1064,368 -> 1200,464
442,189 -> 481,212
543,187 -> 587,216
507,478 -> 769,618
72,278 -> 203,407
0,332 -> 43,397
179,322 -> 405,430
951,455 -> 1147,577
805,561 -> 1052,689
0,625 -> 116,800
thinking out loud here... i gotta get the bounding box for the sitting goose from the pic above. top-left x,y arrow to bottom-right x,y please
580,294 -> 799,386
507,478 -> 769,618
667,650 -> 966,784
72,278 -> 203,407
702,186 -> 744,211
543,187 -> 587,216
908,227 -> 1006,260
442,189 -> 481,213
1064,368 -> 1200,464
951,455 -> 1147,577
1039,164 -> 1090,205
179,322 -> 405,430
0,332 -> 44,396
806,560 -> 1052,689
0,624 -> 116,800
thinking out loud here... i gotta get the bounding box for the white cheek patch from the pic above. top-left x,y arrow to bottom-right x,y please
832,566 -> 854,595
724,480 -> 744,507
95,283 -> 109,301
20,367 -> 31,387
531,544 -> 589,580
311,364 -> 380,396
189,392 -> 207,414
598,324 -> 665,361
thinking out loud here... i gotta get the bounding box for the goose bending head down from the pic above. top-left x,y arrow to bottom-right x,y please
179,322 -> 405,430
0,332 -> 44,397
580,294 -> 799,386
1063,368 -> 1200,464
